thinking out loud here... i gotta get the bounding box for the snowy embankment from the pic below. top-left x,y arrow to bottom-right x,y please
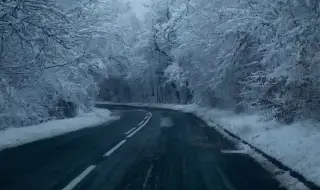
97,101 -> 319,189
0,108 -> 119,152
186,106 -> 319,189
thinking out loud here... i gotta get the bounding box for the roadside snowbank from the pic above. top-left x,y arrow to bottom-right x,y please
0,108 -> 119,151
185,107 -> 320,187
97,101 -> 320,187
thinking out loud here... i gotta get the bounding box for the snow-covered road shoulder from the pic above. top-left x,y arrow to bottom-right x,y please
0,108 -> 119,152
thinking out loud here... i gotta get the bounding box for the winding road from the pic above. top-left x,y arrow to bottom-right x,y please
0,105 -> 286,190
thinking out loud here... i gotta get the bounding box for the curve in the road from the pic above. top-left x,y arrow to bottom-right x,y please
61,111 -> 152,190
0,106 -> 297,190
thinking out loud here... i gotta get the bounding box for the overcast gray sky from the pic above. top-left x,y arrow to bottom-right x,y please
129,0 -> 149,19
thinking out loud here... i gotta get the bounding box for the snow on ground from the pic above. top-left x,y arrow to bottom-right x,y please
0,108 -> 119,152
160,117 -> 174,127
190,108 -> 320,187
97,101 -> 320,188
177,105 -> 320,187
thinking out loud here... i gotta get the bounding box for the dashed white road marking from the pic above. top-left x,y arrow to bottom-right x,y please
126,112 -> 152,138
61,111 -> 153,190
125,127 -> 137,135
62,165 -> 96,190
104,139 -> 127,157
138,120 -> 145,126
221,149 -> 248,154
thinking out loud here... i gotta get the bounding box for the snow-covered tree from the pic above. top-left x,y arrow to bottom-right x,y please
0,0 -> 134,128
119,0 -> 320,123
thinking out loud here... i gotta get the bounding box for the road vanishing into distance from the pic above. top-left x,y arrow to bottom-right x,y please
0,105 -> 287,190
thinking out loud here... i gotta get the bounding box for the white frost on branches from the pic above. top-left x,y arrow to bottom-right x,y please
0,0 -> 136,128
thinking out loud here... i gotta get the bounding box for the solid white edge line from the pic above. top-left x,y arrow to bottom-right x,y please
127,112 -> 152,138
62,165 -> 96,190
103,139 -> 127,157
124,127 -> 137,135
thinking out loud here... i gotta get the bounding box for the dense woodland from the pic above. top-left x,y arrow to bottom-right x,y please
1,0 -> 320,128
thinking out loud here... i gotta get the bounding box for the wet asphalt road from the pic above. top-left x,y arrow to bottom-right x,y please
0,105 -> 287,190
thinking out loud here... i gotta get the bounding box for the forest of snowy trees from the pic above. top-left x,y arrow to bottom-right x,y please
101,0 -> 320,124
1,0 -> 320,128
0,0 -> 139,128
